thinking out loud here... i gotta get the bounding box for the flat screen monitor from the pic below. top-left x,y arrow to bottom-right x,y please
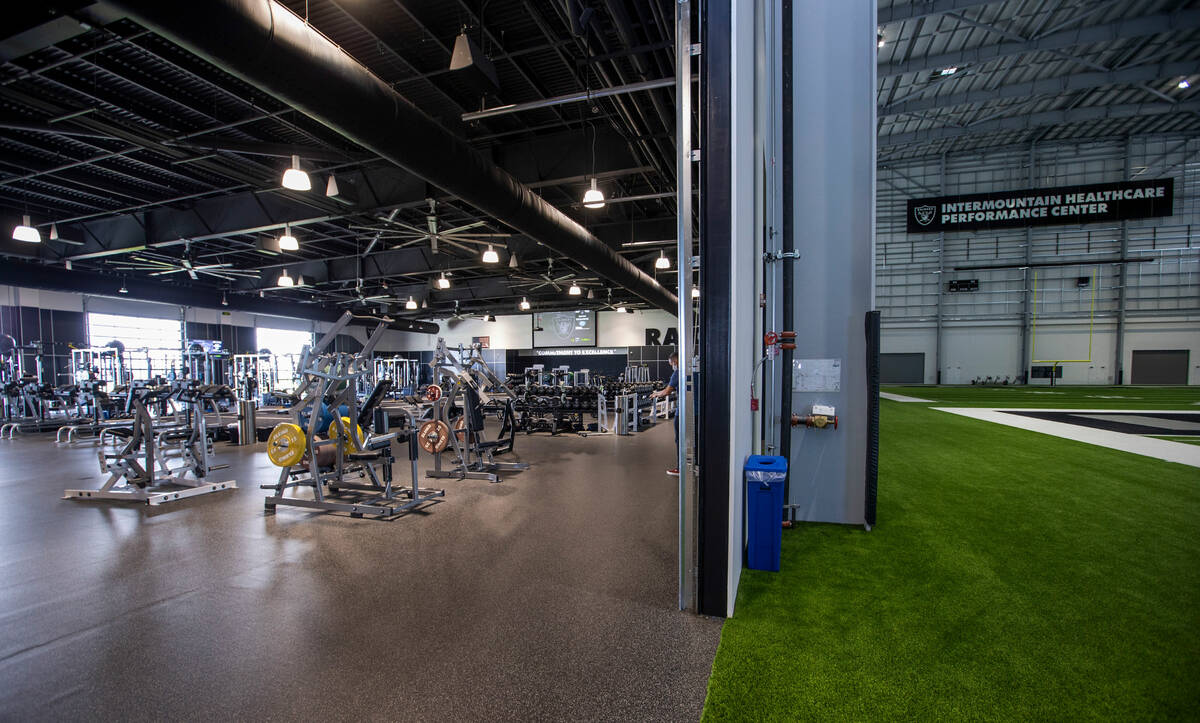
533,310 -> 596,348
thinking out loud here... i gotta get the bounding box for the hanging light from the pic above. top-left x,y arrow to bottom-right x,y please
325,174 -> 340,197
281,154 -> 311,191
405,296 -> 417,310
519,297 -> 531,310
278,224 -> 299,251
568,283 -> 582,296
295,275 -> 306,287
277,270 -> 294,287
118,281 -> 128,294
12,215 -> 40,243
692,286 -> 700,299
482,244 -> 500,263
655,250 -> 670,269
421,299 -> 428,309
49,223 -> 58,240
615,305 -> 627,313
221,293 -> 229,307
582,178 -> 605,209
586,289 -> 595,300
1180,79 -> 1192,89
509,253 -> 519,269
436,272 -> 451,289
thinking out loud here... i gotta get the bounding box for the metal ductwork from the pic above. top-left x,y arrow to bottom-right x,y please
104,0 -> 679,314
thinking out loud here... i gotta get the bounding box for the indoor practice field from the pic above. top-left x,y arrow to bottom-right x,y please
701,386 -> 1200,721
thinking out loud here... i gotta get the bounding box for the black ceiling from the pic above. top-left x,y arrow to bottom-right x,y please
0,0 -> 682,319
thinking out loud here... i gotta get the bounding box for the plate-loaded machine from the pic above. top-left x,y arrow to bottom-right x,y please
262,312 -> 443,518
64,382 -> 237,505
419,339 -> 526,483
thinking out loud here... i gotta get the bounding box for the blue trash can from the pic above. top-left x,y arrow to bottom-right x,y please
745,455 -> 787,571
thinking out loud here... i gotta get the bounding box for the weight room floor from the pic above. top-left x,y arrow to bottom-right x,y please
0,423 -> 720,721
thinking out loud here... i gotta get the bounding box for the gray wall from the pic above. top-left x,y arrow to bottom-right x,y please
877,135 -> 1200,384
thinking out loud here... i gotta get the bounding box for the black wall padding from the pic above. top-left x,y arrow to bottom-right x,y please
864,310 -> 881,528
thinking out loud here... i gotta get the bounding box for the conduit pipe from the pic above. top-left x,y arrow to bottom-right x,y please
105,0 -> 678,313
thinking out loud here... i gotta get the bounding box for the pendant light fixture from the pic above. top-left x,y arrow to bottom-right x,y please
12,215 -> 40,243
281,155 -> 311,191
278,224 -> 299,251
582,122 -> 605,209
277,269 -> 294,287
655,250 -> 670,269
437,272 -> 451,289
49,223 -> 58,240
509,253 -> 519,269
582,178 -> 605,209
519,297 -> 531,310
405,296 -> 417,310
118,281 -> 128,294
221,292 -> 229,306
568,283 -> 581,296
482,245 -> 499,263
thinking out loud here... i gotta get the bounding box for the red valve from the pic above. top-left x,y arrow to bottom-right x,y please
764,332 -> 778,346
750,396 -> 759,411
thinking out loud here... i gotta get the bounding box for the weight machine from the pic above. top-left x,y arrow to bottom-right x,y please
262,312 -> 444,518
418,339 -> 526,482
233,352 -> 276,403
372,355 -> 419,397
63,382 -> 237,505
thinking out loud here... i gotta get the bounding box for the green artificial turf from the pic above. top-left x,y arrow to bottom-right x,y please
882,384 -> 1200,410
702,399 -> 1200,721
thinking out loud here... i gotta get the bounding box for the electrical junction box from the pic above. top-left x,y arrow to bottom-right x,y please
812,404 -> 836,417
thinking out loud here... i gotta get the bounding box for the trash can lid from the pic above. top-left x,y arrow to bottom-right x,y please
745,454 -> 787,472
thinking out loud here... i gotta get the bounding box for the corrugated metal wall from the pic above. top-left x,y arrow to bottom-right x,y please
876,133 -> 1199,384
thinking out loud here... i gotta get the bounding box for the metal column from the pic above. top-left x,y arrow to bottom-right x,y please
675,0 -> 697,613
935,152 -> 946,383
1019,142 -> 1035,383
1114,136 -> 1132,385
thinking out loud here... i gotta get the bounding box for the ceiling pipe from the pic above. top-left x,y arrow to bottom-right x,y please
104,0 -> 678,314
462,77 -> 677,122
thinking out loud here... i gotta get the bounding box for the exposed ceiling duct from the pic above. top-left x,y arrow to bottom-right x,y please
102,0 -> 679,314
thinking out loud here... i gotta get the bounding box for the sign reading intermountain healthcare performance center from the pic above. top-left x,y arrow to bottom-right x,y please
906,178 -> 1173,233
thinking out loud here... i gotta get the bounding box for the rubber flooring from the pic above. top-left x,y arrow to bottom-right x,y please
0,422 -> 720,721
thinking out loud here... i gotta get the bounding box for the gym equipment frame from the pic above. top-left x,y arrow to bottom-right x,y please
64,382 -> 237,505
262,312 -> 443,518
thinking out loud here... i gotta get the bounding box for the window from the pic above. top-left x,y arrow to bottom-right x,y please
87,312 -> 182,381
256,327 -> 313,392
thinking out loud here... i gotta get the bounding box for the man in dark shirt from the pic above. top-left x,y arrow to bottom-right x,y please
651,352 -> 679,476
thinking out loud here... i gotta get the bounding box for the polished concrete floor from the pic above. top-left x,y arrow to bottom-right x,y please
0,423 -> 720,721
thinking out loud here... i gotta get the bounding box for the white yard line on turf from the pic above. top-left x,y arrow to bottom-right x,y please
880,392 -> 934,403
934,407 -> 1200,469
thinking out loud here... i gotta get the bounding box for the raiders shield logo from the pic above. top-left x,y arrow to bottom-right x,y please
913,205 -> 936,226
553,312 -> 575,340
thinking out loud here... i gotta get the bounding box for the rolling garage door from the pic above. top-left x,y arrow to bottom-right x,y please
880,353 -> 925,384
1131,350 -> 1189,385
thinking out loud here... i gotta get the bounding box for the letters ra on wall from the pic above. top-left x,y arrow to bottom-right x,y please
906,178 -> 1173,233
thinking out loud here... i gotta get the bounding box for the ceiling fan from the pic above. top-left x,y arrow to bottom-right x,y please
436,300 -> 491,328
336,277 -> 392,306
111,249 -> 260,282
350,199 -> 510,255
509,258 -> 601,292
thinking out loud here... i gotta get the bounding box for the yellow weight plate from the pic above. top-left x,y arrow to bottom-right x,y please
326,416 -> 365,455
418,419 -> 451,454
267,422 -> 306,467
